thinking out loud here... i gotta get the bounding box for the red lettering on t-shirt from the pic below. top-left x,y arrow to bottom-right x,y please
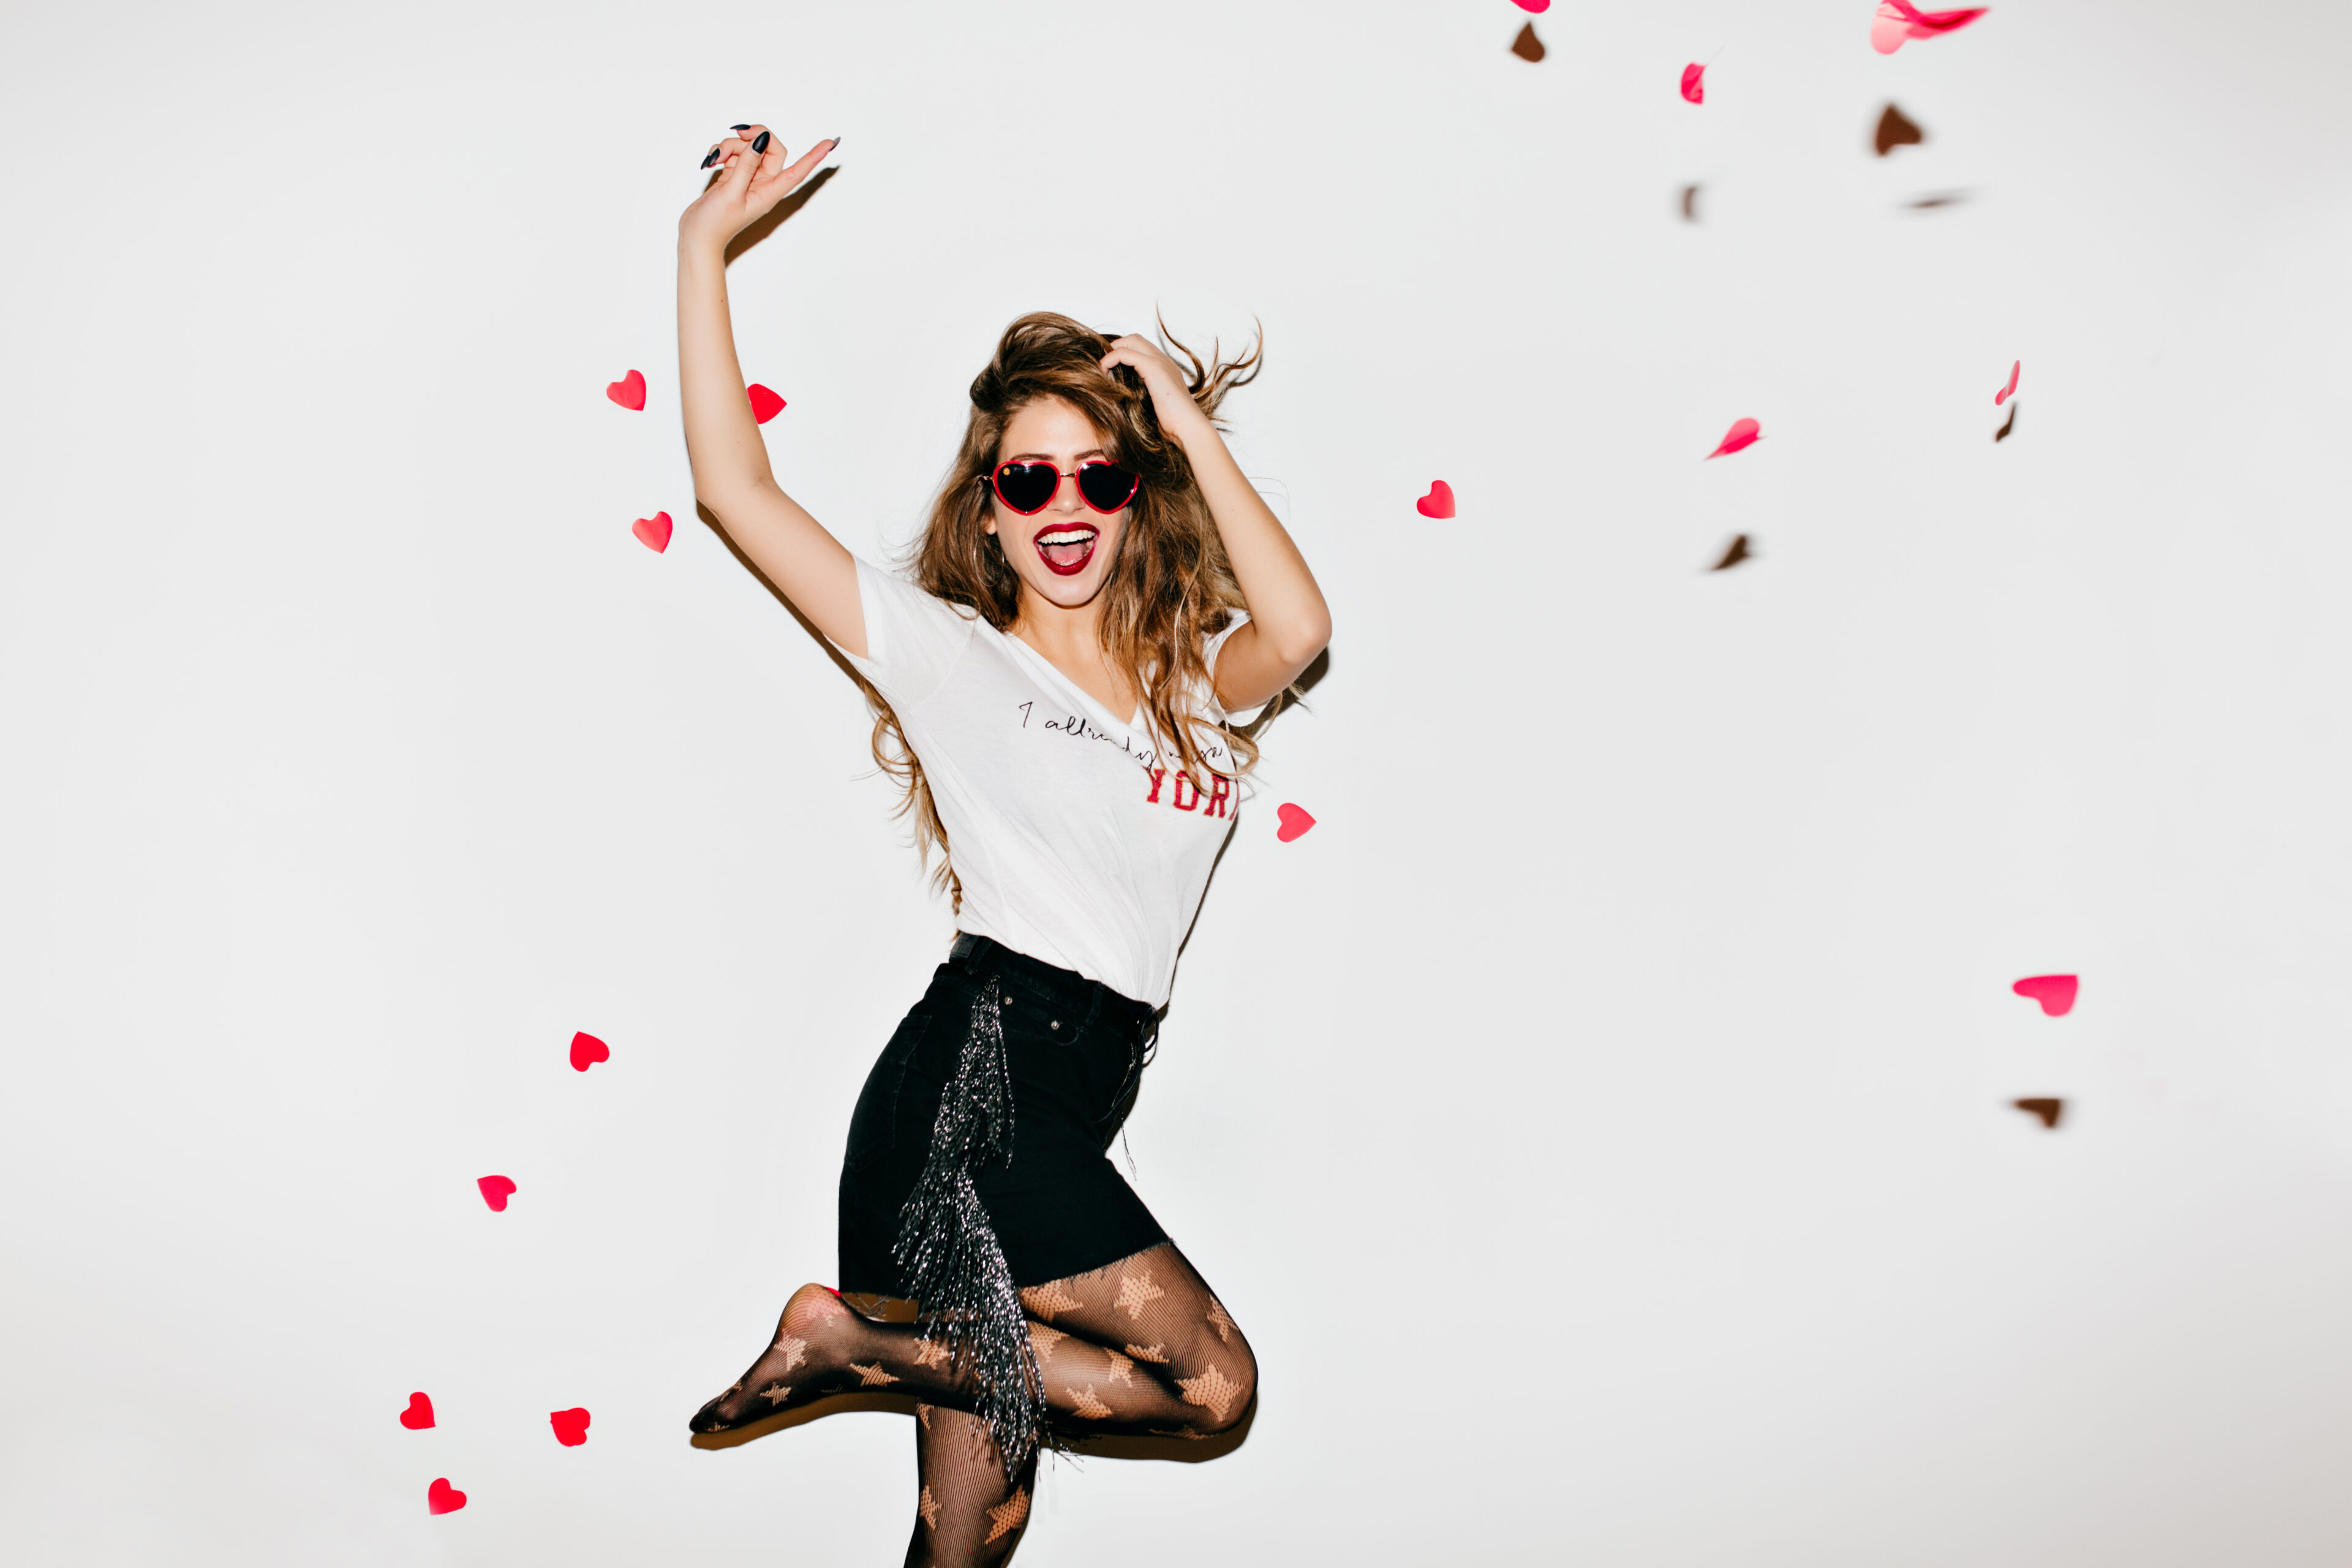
1172,772 -> 1201,812
1206,774 -> 1232,818
1144,767 -> 1167,803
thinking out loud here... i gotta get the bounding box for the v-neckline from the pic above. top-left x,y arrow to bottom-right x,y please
995,626 -> 1147,738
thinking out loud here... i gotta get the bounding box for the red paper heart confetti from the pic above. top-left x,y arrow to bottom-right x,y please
477,1175 -> 516,1212
568,1031 -> 610,1072
1415,481 -> 1456,519
747,384 -> 786,424
1275,803 -> 1316,843
1872,0 -> 1988,55
2013,1096 -> 2064,1130
1994,360 -> 2021,405
633,511 -> 674,553
428,1477 -> 467,1515
1512,0 -> 1549,10
1680,63 -> 1706,104
2011,974 -> 2078,1017
606,370 -> 646,411
399,1392 -> 435,1430
549,1408 -> 592,1447
1707,418 -> 1762,459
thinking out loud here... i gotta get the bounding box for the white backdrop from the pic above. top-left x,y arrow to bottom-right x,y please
6,0 -> 2352,1562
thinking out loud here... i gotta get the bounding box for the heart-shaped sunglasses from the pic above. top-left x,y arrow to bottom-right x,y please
986,459 -> 1141,516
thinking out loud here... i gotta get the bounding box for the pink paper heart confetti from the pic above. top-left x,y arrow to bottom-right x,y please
1415,480 -> 1456,519
428,1477 -> 467,1515
1707,418 -> 1762,459
1680,63 -> 1706,104
2011,974 -> 2078,1017
1872,0 -> 1988,55
1275,803 -> 1316,843
606,369 -> 646,411
1512,0 -> 1549,10
1995,360 -> 2020,405
633,511 -> 673,553
399,1392 -> 435,1430
477,1175 -> 516,1212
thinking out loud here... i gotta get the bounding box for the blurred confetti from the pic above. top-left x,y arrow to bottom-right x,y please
1681,63 -> 1706,104
1708,534 -> 1754,571
2012,974 -> 2076,1015
1871,1 -> 1988,55
1707,418 -> 1762,459
1874,103 -> 1925,156
1510,23 -> 1545,62
2012,1097 -> 2064,1130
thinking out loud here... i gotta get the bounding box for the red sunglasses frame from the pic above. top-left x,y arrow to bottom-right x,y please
985,459 -> 1141,516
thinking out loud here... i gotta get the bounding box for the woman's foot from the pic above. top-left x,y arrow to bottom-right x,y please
689,1283 -> 869,1434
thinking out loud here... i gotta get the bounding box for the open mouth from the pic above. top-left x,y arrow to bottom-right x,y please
1031,523 -> 1099,577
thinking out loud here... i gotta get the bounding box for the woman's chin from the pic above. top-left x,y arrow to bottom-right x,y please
1022,565 -> 1111,609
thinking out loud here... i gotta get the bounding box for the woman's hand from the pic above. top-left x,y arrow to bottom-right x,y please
1099,334 -> 1214,446
679,124 -> 838,254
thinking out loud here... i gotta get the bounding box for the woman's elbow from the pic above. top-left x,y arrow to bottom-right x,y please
1270,609 -> 1332,670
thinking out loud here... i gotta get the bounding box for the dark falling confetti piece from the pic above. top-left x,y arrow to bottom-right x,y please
1874,103 -> 1925,157
1708,534 -> 1753,571
2013,1097 -> 2064,1129
1680,184 -> 1700,222
1906,190 -> 1972,210
1511,22 -> 1545,62
1994,403 -> 2017,442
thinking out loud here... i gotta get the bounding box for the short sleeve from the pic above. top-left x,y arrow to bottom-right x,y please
1201,609 -> 1270,726
832,558 -> 980,709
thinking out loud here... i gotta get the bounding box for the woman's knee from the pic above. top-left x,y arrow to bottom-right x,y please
1172,1336 -> 1255,1433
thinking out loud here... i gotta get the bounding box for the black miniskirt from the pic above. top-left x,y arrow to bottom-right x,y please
837,933 -> 1167,1295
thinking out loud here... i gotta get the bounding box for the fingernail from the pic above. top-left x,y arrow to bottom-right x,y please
829,135 -> 843,153
699,149 -> 718,169
752,130 -> 771,153
731,124 -> 751,131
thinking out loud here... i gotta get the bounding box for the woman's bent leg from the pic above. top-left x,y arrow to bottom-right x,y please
1018,1243 -> 1257,1438
691,1244 -> 1254,1441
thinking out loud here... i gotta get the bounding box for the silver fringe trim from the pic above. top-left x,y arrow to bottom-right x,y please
891,974 -> 1052,1472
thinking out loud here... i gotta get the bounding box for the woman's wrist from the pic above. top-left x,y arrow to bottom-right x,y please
1155,398 -> 1218,454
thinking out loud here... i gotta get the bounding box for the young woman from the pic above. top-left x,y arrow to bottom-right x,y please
677,125 -> 1330,1566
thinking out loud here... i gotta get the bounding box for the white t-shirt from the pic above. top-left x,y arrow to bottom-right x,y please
831,558 -> 1263,1008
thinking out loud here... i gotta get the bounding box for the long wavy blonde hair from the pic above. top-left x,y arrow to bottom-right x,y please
869,310 -> 1276,907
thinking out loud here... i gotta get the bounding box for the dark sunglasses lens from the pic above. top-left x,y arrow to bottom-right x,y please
993,462 -> 1058,513
1077,463 -> 1139,513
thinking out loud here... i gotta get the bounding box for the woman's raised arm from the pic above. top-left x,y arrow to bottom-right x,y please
677,126 -> 865,656
1099,336 -> 1332,714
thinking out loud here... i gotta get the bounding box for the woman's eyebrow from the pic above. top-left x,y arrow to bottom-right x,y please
1001,448 -> 1112,462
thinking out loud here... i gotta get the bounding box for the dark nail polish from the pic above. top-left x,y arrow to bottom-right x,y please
751,131 -> 771,154
699,149 -> 719,169
731,124 -> 751,131
829,136 -> 842,151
